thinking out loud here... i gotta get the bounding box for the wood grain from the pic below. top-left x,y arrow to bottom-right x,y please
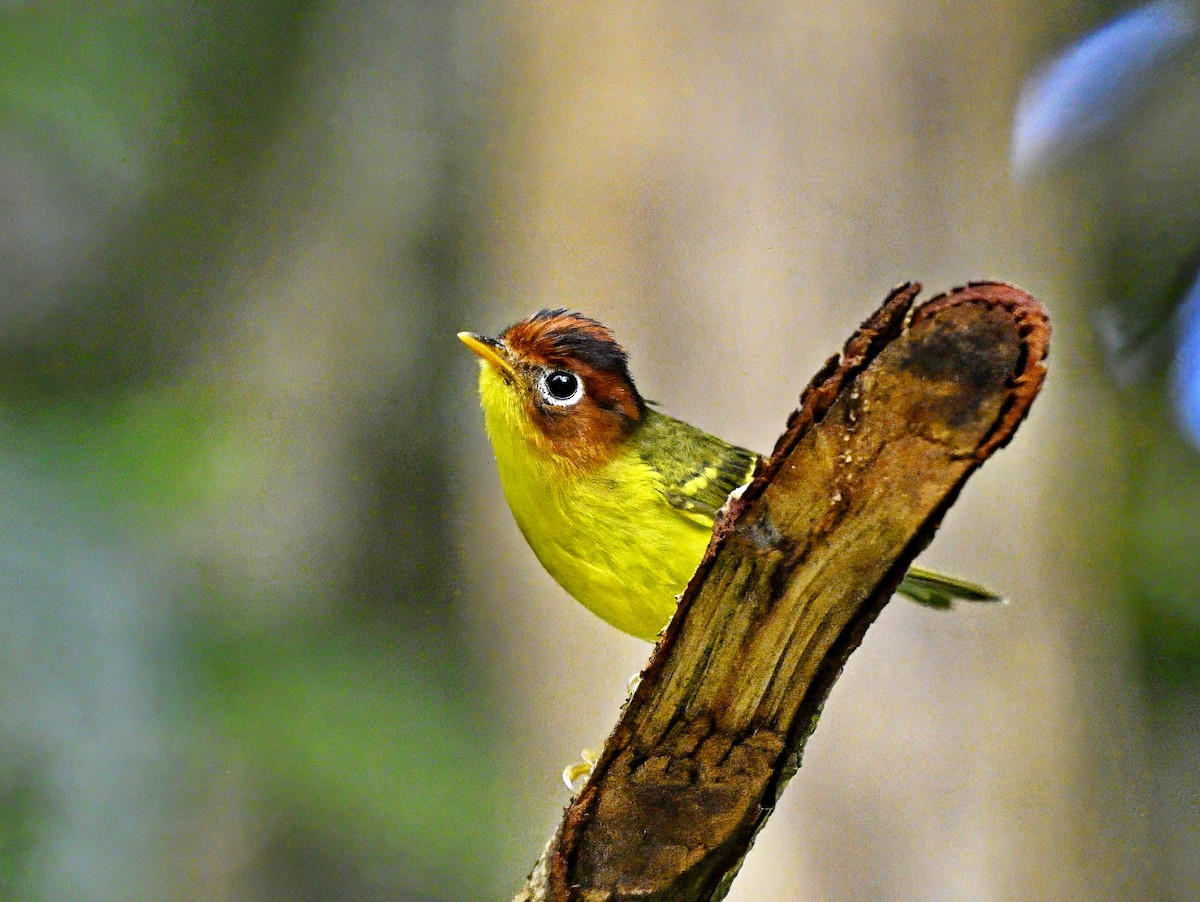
517,281 -> 1050,901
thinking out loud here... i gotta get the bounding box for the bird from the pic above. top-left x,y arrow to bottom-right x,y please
460,309 -> 999,641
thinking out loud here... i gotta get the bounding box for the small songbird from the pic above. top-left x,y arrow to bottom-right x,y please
460,309 -> 998,641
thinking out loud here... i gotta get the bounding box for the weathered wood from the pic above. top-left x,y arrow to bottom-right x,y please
517,282 -> 1050,901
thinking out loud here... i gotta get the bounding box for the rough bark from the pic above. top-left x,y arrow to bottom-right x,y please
516,281 -> 1050,901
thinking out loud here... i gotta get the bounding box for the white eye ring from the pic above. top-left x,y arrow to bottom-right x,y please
538,369 -> 585,406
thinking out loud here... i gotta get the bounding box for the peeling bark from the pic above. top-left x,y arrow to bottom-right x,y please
516,281 -> 1050,901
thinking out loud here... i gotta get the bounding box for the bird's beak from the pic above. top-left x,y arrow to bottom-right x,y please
458,331 -> 516,377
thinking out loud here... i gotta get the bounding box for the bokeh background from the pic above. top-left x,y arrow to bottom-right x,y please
2,2 -> 1198,899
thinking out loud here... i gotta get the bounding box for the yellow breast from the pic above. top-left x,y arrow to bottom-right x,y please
478,368 -> 711,640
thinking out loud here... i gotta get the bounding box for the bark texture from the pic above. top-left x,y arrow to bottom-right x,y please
516,281 -> 1050,901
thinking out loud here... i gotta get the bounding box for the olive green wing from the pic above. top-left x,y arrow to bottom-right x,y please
630,409 -> 758,525
631,411 -> 1002,607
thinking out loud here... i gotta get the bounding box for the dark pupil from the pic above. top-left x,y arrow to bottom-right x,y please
545,371 -> 578,400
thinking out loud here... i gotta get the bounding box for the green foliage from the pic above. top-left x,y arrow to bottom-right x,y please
198,621 -> 500,898
0,2 -> 509,898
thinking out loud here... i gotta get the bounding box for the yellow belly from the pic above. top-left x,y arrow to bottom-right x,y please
486,409 -> 712,640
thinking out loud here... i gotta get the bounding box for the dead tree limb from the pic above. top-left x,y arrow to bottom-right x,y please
516,281 -> 1050,901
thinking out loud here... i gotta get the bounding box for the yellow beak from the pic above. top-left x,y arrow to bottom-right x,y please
458,331 -> 516,376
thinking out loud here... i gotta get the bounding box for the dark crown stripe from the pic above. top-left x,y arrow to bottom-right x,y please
526,311 -> 643,399
503,309 -> 648,417
551,328 -> 629,376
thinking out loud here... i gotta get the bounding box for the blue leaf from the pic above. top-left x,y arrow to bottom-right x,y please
1172,269 -> 1200,447
1012,1 -> 1198,179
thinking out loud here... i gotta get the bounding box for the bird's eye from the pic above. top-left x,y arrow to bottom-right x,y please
538,370 -> 584,406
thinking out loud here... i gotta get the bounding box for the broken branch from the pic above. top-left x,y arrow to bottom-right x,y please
517,281 -> 1049,901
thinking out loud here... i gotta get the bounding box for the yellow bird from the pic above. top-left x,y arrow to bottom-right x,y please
460,309 -> 998,641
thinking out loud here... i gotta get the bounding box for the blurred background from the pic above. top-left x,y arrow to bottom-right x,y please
1,1 -> 1197,899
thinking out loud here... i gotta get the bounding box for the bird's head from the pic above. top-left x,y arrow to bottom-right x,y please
459,309 -> 646,469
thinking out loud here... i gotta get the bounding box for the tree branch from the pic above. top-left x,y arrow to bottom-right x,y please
515,281 -> 1050,901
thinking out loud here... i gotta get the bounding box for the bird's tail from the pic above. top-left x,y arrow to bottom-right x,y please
898,565 -> 1004,609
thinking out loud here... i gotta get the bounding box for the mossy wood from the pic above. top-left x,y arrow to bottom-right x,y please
516,282 -> 1050,901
